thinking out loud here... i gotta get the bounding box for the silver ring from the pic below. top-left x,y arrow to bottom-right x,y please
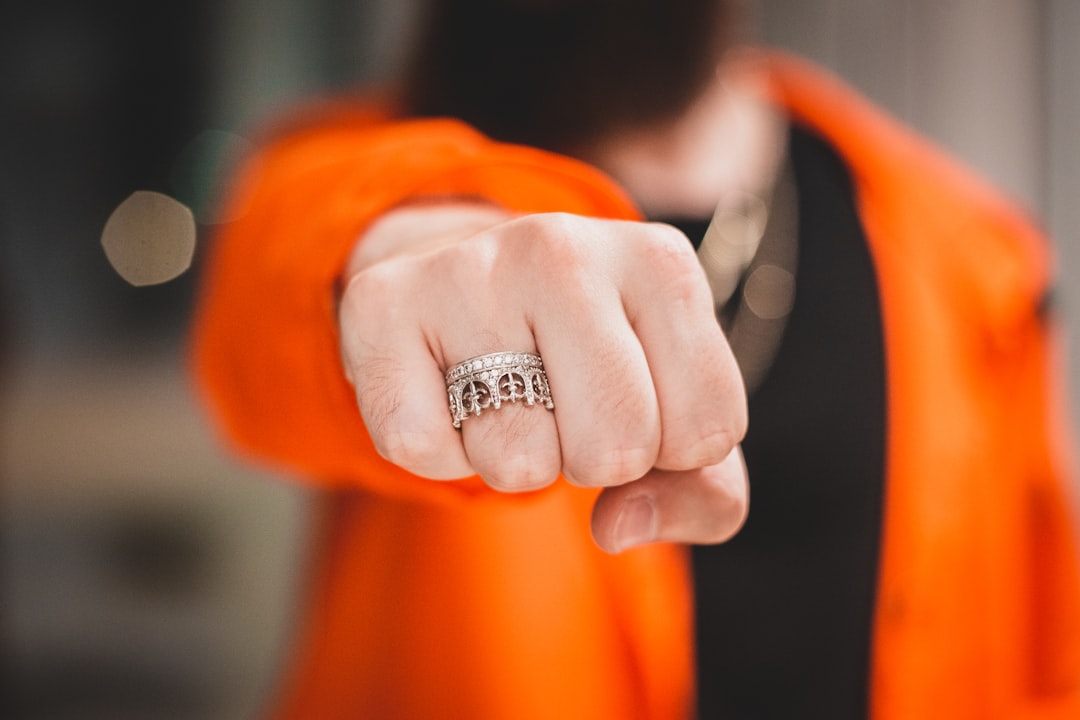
445,351 -> 554,428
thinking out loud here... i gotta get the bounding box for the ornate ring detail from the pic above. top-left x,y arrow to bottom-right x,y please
445,352 -> 554,429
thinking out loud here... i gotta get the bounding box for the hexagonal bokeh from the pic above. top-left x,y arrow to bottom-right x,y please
101,191 -> 195,287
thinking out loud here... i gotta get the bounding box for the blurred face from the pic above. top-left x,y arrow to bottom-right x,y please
404,0 -> 740,152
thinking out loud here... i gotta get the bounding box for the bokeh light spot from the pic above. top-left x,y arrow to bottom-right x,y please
743,263 -> 796,320
101,191 -> 196,287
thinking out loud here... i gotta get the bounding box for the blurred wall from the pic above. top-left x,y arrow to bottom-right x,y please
758,0 -> 1080,428
1047,0 -> 1080,423
760,0 -> 1044,209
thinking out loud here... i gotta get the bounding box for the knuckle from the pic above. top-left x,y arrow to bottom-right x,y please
371,428 -> 441,477
481,454 -> 559,493
729,402 -> 749,442
644,222 -> 698,267
524,211 -> 582,239
471,411 -> 561,492
640,224 -> 709,298
447,235 -> 498,283
564,445 -> 655,488
516,213 -> 593,274
342,261 -> 398,310
661,426 -> 735,471
702,469 -> 749,543
339,265 -> 409,349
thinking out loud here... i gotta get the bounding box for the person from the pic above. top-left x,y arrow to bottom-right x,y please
192,1 -> 1080,718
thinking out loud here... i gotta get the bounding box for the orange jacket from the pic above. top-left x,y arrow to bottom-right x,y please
192,54 -> 1080,719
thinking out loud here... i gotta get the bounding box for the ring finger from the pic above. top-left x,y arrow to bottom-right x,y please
448,338 -> 563,493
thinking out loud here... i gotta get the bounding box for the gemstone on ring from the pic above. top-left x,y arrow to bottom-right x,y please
445,351 -> 554,428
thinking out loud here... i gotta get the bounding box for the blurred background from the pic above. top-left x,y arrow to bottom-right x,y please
2,1 -> 1077,718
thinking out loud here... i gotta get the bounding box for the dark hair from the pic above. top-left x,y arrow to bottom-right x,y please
403,0 -> 737,153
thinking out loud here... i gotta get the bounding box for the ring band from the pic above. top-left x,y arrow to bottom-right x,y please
446,351 -> 554,428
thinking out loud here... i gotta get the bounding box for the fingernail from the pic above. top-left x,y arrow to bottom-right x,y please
613,495 -> 657,552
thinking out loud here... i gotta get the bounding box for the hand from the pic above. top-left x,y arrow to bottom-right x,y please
338,206 -> 749,552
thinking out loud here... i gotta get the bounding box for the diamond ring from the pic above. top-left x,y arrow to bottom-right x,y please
445,352 -> 554,428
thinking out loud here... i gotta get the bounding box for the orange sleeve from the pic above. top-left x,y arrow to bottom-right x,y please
1018,291 -> 1080,711
190,113 -> 640,504
979,203 -> 1080,715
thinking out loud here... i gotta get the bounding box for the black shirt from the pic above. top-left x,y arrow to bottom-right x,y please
659,123 -> 888,719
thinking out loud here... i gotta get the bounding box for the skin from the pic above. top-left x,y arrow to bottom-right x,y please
337,54 -> 782,553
